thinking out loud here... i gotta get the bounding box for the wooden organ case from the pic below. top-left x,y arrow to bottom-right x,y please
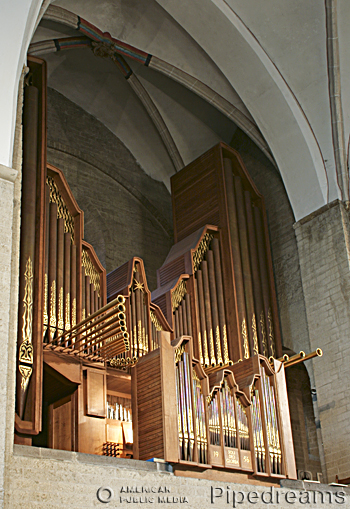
16,57 -> 297,482
133,142 -> 297,480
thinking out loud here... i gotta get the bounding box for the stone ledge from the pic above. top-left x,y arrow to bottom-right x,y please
13,445 -> 169,473
0,164 -> 18,184
280,478 -> 350,494
293,199 -> 341,228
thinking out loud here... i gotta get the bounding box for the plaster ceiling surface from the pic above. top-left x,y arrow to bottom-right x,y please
40,36 -> 240,187
52,0 -> 251,118
223,0 -> 338,202
31,19 -> 78,42
43,48 -> 175,184
152,0 -> 336,219
136,74 -> 224,167
130,60 -> 238,163
33,7 -> 243,188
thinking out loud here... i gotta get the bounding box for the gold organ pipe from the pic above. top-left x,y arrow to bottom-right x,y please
284,349 -> 322,368
196,270 -> 210,367
52,296 -> 125,343
131,289 -> 137,357
72,318 -> 126,351
269,354 -> 289,363
201,260 -> 216,366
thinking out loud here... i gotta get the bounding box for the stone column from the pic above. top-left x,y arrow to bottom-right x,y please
0,165 -> 18,507
1,67 -> 25,509
294,200 -> 350,482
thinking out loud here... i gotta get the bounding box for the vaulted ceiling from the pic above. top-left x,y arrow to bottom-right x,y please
25,0 -> 349,220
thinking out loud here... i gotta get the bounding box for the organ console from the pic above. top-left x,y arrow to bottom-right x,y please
16,56 -> 321,483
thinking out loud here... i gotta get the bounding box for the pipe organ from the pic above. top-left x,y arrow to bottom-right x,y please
169,143 -> 282,362
132,333 -> 296,478
153,226 -> 233,367
106,258 -> 172,368
17,58 -> 314,483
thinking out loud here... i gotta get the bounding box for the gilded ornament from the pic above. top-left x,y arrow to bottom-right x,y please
19,339 -> 33,364
49,280 -> 56,338
209,328 -> 216,366
252,314 -> 259,355
242,319 -> 249,359
72,298 -> 77,328
215,325 -> 223,365
171,280 -> 187,311
203,330 -> 210,367
175,343 -> 186,364
65,293 -> 71,331
133,279 -> 144,292
43,273 -> 48,336
150,310 -> 163,331
82,248 -> 101,296
21,257 -> 33,348
267,308 -> 276,357
260,311 -> 268,357
19,365 -> 32,391
197,331 -> 204,365
192,233 -> 214,272
47,176 -> 74,240
222,324 -> 230,365
58,286 -> 64,330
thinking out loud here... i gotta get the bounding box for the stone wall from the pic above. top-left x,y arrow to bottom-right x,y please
5,446 -> 347,509
47,88 -> 173,291
295,200 -> 350,482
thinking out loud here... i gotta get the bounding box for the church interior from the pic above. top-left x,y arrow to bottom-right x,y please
2,0 -> 350,506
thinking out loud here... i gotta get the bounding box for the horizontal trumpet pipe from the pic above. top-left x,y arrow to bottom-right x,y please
100,340 -> 130,359
74,322 -> 127,352
52,295 -> 126,342
62,316 -> 126,349
100,339 -> 130,357
283,351 -> 305,365
284,349 -> 322,368
53,307 -> 126,346
99,331 -> 130,353
77,326 -> 128,354
269,354 -> 289,363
